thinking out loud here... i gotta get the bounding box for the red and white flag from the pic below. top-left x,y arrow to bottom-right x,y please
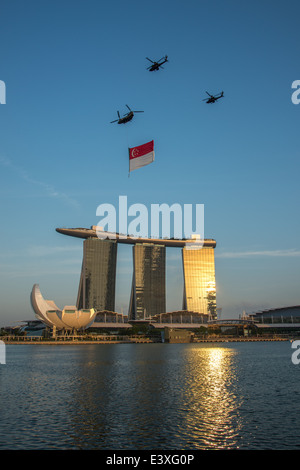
129,140 -> 154,172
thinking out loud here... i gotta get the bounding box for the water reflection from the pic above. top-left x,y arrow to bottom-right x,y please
2,343 -> 300,449
180,346 -> 243,449
66,344 -> 243,449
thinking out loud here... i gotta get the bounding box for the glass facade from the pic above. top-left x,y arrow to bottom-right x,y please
129,243 -> 166,320
182,246 -> 217,318
77,238 -> 117,312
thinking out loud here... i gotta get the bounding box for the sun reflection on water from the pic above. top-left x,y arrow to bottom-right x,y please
180,346 -> 243,449
49,344 -> 245,449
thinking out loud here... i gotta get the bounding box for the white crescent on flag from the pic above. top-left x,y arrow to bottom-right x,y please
131,148 -> 139,158
129,140 -> 154,172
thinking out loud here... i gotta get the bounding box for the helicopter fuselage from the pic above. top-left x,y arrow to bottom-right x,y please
149,59 -> 168,71
118,111 -> 134,124
206,94 -> 223,103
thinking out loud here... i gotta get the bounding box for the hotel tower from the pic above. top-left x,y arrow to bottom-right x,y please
77,238 -> 117,312
56,227 -> 217,318
129,243 -> 166,320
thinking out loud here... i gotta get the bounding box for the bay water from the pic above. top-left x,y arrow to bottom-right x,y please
0,342 -> 299,450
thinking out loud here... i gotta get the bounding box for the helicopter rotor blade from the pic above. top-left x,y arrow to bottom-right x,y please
126,104 -> 132,111
133,110 -> 144,113
117,111 -> 120,118
146,57 -> 154,63
206,91 -> 213,97
110,119 -> 118,123
158,56 -> 166,63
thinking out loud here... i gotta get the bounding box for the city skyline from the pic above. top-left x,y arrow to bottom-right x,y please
1,0 -> 300,326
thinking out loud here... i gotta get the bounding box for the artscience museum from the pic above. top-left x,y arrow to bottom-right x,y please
31,284 -> 97,333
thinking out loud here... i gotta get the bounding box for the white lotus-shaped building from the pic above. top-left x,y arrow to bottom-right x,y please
31,284 -> 97,331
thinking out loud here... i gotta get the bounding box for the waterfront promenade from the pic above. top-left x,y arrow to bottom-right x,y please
1,335 -> 290,344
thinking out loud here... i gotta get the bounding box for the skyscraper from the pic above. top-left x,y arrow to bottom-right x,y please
56,226 -> 217,319
77,238 -> 117,312
129,243 -> 166,320
182,246 -> 217,318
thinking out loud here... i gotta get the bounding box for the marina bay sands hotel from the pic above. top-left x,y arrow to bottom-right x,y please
56,226 -> 217,320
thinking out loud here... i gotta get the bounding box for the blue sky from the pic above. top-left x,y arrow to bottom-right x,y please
0,0 -> 299,326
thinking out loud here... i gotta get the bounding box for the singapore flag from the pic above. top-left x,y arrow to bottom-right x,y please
129,140 -> 154,172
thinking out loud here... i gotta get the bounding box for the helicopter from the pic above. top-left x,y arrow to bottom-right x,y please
202,91 -> 224,103
146,55 -> 168,71
110,105 -> 144,124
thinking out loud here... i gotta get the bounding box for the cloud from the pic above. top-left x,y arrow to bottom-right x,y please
216,249 -> 300,259
0,267 -> 81,279
0,155 -> 80,209
0,245 -> 82,259
27,245 -> 82,257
